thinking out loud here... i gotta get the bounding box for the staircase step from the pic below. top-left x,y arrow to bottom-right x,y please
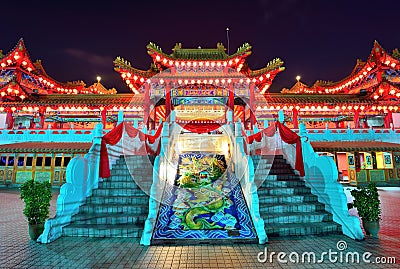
62,223 -> 143,238
110,169 -> 153,176
71,212 -> 147,225
86,195 -> 149,205
263,212 -> 333,224
265,222 -> 342,237
269,168 -> 296,174
98,180 -> 151,189
79,203 -> 149,214
259,194 -> 317,204
258,187 -> 311,196
260,180 -> 305,188
92,188 -> 149,196
259,202 -> 325,214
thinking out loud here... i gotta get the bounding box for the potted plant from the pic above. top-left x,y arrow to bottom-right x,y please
350,182 -> 382,237
20,179 -> 52,241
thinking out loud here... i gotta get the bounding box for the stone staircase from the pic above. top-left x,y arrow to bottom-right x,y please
62,155 -> 154,238
252,154 -> 342,237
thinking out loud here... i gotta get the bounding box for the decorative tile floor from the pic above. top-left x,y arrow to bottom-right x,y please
1,187 -> 399,268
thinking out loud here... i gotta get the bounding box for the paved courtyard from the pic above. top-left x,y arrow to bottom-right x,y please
0,186 -> 399,269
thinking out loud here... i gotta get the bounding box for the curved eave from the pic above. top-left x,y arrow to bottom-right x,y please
146,44 -> 252,69
313,42 -> 400,94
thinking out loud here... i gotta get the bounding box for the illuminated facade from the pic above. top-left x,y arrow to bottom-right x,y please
0,39 -> 399,244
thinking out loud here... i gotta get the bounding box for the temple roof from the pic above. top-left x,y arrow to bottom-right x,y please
0,39 -> 116,102
281,41 -> 400,102
114,42 -> 284,95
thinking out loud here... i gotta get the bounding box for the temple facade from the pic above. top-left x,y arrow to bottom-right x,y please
0,39 -> 399,244
0,39 -> 399,187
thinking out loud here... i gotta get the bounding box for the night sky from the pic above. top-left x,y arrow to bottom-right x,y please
2,0 -> 400,93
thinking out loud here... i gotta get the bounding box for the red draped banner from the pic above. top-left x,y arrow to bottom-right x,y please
242,121 -> 305,177
99,122 -> 163,178
179,121 -> 221,134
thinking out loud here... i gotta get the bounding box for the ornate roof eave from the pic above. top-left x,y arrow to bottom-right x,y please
0,39 -> 99,95
313,41 -> 400,94
0,80 -> 30,101
114,57 -> 159,93
146,42 -> 252,70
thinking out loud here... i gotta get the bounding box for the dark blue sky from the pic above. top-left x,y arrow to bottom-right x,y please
2,0 -> 400,93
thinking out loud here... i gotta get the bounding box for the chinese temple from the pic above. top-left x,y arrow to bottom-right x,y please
1,39 -> 399,244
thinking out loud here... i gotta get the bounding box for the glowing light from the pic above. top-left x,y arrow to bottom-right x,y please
296,75 -> 301,81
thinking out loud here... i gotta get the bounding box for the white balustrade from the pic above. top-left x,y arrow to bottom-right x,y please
280,123 -> 364,240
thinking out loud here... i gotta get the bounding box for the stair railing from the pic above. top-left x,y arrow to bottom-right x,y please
281,123 -> 364,240
234,121 -> 267,244
38,123 -> 103,243
140,121 -> 172,245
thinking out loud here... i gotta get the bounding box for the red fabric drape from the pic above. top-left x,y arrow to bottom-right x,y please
99,122 -> 164,178
100,123 -> 125,178
180,122 -> 221,134
277,122 -> 305,177
6,111 -> 14,129
244,123 -> 276,144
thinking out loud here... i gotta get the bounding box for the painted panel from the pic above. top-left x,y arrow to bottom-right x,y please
369,170 -> 386,182
34,171 -> 51,183
356,170 -> 367,182
15,171 -> 33,183
383,152 -> 393,169
347,153 -> 355,169
363,152 -> 373,169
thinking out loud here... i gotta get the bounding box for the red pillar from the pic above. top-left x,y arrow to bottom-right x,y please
6,110 -> 14,129
384,111 -> 393,129
153,106 -> 158,130
242,105 -> 246,127
228,83 -> 234,111
293,108 -> 298,129
353,109 -> 360,128
165,83 -> 171,121
39,108 -> 46,129
249,83 -> 256,129
144,83 -> 150,128
101,108 -> 107,129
